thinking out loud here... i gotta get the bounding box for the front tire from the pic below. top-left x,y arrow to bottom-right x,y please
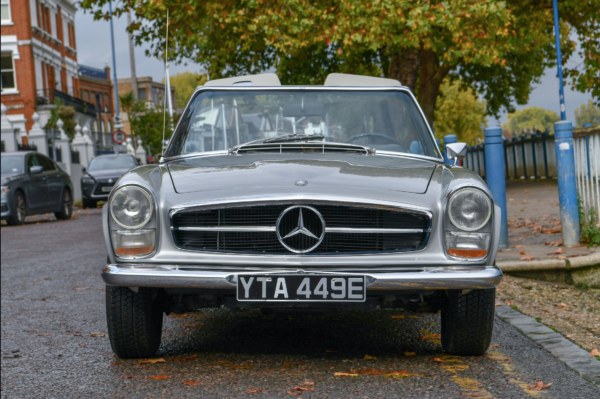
55,188 -> 73,220
106,286 -> 164,359
6,191 -> 26,226
441,289 -> 495,356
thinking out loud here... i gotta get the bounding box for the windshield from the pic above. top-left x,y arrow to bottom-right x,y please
1,156 -> 23,174
166,90 -> 439,158
88,156 -> 136,171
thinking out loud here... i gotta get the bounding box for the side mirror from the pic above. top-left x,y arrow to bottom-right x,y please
30,165 -> 44,174
82,167 -> 86,173
445,142 -> 467,166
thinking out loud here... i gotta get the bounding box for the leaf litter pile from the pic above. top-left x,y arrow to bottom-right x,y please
497,275 -> 600,354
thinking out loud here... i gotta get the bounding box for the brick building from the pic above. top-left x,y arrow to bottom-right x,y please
78,64 -> 114,139
116,76 -> 176,135
1,0 -> 97,137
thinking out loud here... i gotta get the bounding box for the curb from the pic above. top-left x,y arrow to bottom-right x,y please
497,253 -> 600,272
495,301 -> 600,387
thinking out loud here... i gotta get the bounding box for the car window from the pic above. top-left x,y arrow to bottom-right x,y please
88,156 -> 137,171
26,154 -> 40,171
1,156 -> 24,174
167,90 -> 439,158
37,155 -> 56,171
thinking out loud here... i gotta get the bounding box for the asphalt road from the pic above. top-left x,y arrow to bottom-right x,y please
1,210 -> 598,398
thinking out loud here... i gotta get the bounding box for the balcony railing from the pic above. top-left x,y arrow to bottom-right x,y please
36,89 -> 97,117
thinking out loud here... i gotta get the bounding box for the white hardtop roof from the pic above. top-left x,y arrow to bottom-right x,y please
202,73 -> 401,88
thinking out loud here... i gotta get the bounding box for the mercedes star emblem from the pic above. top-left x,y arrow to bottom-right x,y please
294,180 -> 308,186
276,206 -> 325,254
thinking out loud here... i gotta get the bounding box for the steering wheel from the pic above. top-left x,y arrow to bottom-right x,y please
344,133 -> 404,147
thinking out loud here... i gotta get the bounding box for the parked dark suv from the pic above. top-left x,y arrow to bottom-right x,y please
1,152 -> 74,225
81,154 -> 139,209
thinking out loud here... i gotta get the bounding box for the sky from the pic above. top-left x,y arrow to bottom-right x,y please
75,8 -> 593,126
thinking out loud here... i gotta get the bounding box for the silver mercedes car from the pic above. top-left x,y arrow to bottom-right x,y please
101,73 -> 502,359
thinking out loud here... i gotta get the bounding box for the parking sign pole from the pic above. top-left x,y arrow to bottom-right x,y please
108,2 -> 122,128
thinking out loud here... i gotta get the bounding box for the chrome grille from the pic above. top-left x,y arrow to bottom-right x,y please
171,204 -> 430,254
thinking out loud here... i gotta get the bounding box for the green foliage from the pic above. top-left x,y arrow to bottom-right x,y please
165,72 -> 207,108
434,79 -> 487,145
126,100 -> 173,155
80,0 -> 599,123
579,204 -> 600,247
119,91 -> 136,114
502,107 -> 560,135
45,98 -> 77,139
574,100 -> 600,128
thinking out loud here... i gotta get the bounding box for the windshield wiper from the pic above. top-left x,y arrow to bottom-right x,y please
263,134 -> 325,143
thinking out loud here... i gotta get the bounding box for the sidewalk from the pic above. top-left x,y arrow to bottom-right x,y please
496,180 -> 599,261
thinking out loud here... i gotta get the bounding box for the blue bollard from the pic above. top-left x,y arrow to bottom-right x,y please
554,121 -> 580,246
443,134 -> 458,165
484,127 -> 509,249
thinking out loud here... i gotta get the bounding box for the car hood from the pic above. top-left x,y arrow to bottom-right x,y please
1,173 -> 24,185
167,154 -> 437,194
87,168 -> 131,180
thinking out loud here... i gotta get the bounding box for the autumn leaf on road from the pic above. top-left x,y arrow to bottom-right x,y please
184,324 -> 201,327
215,360 -> 233,365
291,381 -> 315,391
434,358 -> 444,362
182,380 -> 203,386
519,256 -> 534,261
359,369 -> 409,375
527,382 -> 552,390
90,333 -> 105,337
230,365 -> 253,369
391,315 -> 405,318
170,314 -> 188,318
420,333 -> 441,340
173,354 -> 198,361
146,375 -> 171,380
519,251 -> 528,255
138,358 -> 167,364
282,362 -> 302,367
554,248 -> 563,254
363,354 -> 377,360
245,389 -> 262,393
557,303 -> 569,309
589,349 -> 600,357
334,372 -> 359,377
404,352 -> 416,356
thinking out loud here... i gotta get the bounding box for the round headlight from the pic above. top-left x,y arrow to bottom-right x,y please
448,187 -> 492,231
110,186 -> 153,229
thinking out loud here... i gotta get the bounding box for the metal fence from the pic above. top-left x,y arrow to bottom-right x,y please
17,143 -> 37,152
71,151 -> 80,164
574,130 -> 600,221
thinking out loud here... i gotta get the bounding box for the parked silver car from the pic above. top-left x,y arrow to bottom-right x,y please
81,154 -> 139,209
1,151 -> 73,225
101,73 -> 502,359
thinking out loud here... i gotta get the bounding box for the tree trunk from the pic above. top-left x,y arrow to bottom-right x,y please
417,49 -> 451,127
387,48 -> 421,93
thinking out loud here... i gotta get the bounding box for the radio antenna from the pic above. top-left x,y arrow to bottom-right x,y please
161,10 -> 170,157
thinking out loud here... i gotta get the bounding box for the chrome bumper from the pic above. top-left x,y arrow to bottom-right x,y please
101,264 -> 503,291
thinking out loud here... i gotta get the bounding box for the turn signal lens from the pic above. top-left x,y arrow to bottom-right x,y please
445,232 -> 490,259
111,229 -> 155,257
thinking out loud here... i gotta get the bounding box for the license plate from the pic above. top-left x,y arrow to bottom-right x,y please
101,186 -> 113,192
236,275 -> 366,302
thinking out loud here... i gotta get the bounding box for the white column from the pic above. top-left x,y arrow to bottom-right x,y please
82,125 -> 95,163
71,124 -> 90,168
27,112 -> 49,156
135,138 -> 147,164
125,137 -> 136,156
1,104 -> 18,152
55,119 -> 72,175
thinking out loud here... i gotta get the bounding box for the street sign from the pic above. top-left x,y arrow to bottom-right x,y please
114,115 -> 123,124
112,129 -> 126,144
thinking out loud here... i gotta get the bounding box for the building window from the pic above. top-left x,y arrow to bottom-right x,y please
1,0 -> 11,23
138,88 -> 147,100
1,52 -> 16,92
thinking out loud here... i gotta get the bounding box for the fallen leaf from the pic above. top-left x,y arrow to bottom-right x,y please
549,227 -> 561,234
566,334 -> 573,338
146,375 -> 171,380
419,333 -> 441,340
173,354 -> 198,361
519,256 -> 534,261
490,344 -> 502,348
527,381 -> 552,390
182,380 -> 203,386
554,248 -> 563,255
110,361 -> 120,366
521,199 -> 528,204
363,354 -> 377,360
184,324 -> 200,327
508,198 -> 514,201
495,303 -> 502,307
170,314 -> 188,318
334,372 -> 359,377
434,358 -> 444,362
568,254 -> 579,258
230,365 -> 253,369
505,300 -> 512,306
287,391 -> 302,396
404,352 -> 416,356
557,303 -> 569,309
519,251 -> 528,255
515,245 -> 523,248
73,287 -> 91,291
90,333 -> 105,337
245,389 -> 262,393
461,394 -> 481,398
557,255 -> 567,259
589,349 -> 600,357
216,360 -> 233,365
138,358 -> 167,364
391,315 -> 405,319
282,362 -> 302,367
291,385 -> 315,392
